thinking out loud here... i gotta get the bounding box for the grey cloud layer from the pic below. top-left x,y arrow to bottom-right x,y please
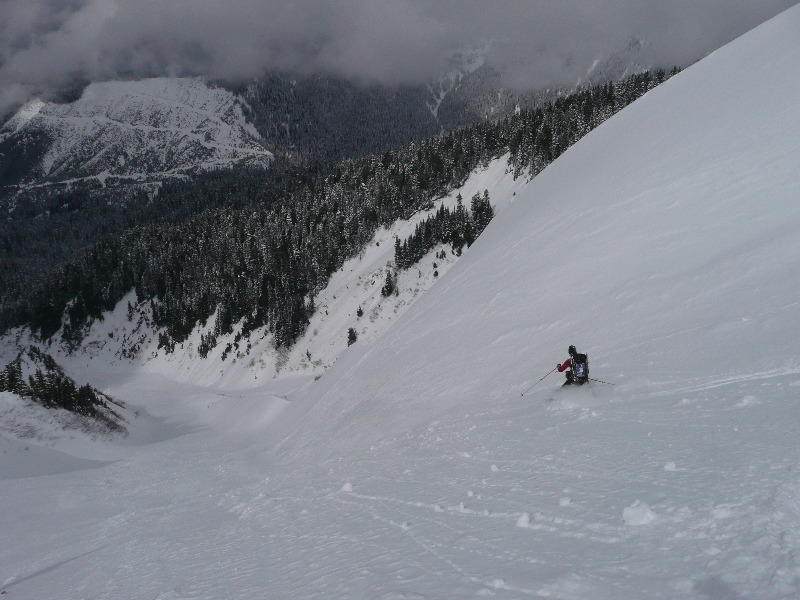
1,0 -> 796,115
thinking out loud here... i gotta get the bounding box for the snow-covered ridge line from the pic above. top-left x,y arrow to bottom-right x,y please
0,77 -> 272,189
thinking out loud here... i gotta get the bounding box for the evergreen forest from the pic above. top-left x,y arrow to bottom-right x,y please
2,68 -> 677,355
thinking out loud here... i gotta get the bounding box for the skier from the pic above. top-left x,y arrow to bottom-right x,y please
557,345 -> 589,386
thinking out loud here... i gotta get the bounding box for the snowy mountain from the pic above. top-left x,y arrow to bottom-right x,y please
0,77 -> 272,194
426,45 -> 490,120
425,38 -> 662,129
578,36 -> 651,87
2,4 -> 800,600
0,50 -> 654,201
0,69 -> 488,200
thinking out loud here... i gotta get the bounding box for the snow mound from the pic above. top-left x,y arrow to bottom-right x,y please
623,500 -> 657,525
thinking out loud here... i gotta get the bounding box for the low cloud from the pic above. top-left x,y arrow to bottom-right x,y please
1,0 -> 796,116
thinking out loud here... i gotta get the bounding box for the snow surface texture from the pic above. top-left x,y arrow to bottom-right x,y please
3,5 -> 800,599
0,78 -> 272,190
0,392 -> 122,480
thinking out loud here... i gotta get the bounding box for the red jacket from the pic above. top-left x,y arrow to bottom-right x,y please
557,358 -> 572,372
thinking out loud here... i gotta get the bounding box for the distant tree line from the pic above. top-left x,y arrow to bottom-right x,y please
395,191 -> 494,270
2,68 -> 678,354
0,159 -> 310,309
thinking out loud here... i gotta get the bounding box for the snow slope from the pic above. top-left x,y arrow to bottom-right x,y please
2,5 -> 800,600
265,4 -> 800,595
0,78 -> 272,191
280,5 -> 800,459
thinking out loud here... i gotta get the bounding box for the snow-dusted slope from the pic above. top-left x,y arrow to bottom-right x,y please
0,78 -> 271,190
2,5 -> 800,600
28,156 -> 522,389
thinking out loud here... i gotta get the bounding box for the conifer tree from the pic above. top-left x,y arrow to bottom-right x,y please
381,271 -> 396,297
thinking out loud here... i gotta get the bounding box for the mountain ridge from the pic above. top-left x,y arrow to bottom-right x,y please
0,78 -> 272,193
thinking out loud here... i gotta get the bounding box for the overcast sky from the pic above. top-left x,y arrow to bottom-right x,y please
1,0 -> 796,116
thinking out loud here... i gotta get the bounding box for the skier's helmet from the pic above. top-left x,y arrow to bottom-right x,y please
568,345 -> 576,355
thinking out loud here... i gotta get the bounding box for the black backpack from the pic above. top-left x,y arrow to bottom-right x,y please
572,353 -> 589,380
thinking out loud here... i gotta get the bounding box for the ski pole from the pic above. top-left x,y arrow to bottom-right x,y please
588,377 -> 614,385
521,366 -> 558,396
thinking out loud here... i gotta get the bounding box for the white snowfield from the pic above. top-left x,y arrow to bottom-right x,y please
2,5 -> 800,600
0,78 -> 272,189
